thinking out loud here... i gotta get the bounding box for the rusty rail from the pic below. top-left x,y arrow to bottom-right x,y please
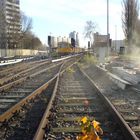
0,62 -> 62,92
0,60 -> 51,86
0,74 -> 58,122
33,65 -> 62,140
79,67 -> 139,140
0,55 -> 82,123
33,56 -> 83,140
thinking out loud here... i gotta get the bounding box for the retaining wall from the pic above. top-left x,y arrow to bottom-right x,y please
0,49 -> 40,57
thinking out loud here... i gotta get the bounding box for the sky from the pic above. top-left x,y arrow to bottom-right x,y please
20,0 -> 124,47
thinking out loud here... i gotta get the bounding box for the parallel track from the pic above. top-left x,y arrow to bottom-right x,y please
34,65 -> 136,140
0,55 -> 82,140
0,62 -> 62,121
0,60 -> 51,86
82,64 -> 140,139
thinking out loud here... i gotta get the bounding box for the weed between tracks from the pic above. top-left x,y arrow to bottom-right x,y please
66,67 -> 75,73
83,55 -> 98,65
78,54 -> 98,69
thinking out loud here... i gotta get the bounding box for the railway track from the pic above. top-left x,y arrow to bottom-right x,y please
81,63 -> 140,139
0,55 -> 82,140
0,61 -> 62,121
0,55 -> 80,87
0,59 -> 51,86
34,65 -> 137,140
0,80 -> 57,140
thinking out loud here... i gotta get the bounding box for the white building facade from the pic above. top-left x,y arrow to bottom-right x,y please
0,0 -> 20,49
112,40 -> 125,54
49,36 -> 71,48
69,31 -> 79,47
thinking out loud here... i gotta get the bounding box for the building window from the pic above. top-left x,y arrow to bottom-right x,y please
15,0 -> 19,4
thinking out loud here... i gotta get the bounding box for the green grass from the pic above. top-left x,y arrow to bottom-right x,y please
82,54 -> 98,64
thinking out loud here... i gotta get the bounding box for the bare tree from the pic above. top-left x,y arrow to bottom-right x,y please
21,12 -> 32,37
22,32 -> 43,50
0,9 -> 32,49
122,0 -> 139,47
20,12 -> 32,48
84,20 -> 97,43
9,12 -> 32,48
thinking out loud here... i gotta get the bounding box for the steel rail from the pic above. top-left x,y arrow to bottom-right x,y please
0,74 -> 58,122
33,56 -> 83,140
79,67 -> 139,140
0,60 -> 51,86
33,61 -> 64,140
0,55 -> 82,123
0,58 -> 49,76
0,61 -> 65,121
0,62 -> 62,92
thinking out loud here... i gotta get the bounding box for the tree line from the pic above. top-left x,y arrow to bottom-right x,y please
122,0 -> 140,53
0,9 -> 43,50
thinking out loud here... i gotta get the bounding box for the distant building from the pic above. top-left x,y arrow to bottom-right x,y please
112,40 -> 125,54
93,32 -> 110,63
57,36 -> 62,43
69,31 -> 76,40
57,36 -> 71,48
69,31 -> 79,47
51,37 -> 57,48
48,35 -> 71,48
0,0 -> 20,49
76,32 -> 79,46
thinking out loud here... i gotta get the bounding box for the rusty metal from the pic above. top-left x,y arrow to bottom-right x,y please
30,62 -> 62,78
33,57 -> 83,140
60,57 -> 82,75
33,61 -> 65,140
0,55 -> 83,139
0,74 -> 57,122
0,62 -> 62,92
0,60 -> 51,86
0,77 -> 27,92
0,58 -> 50,76
80,67 -> 139,140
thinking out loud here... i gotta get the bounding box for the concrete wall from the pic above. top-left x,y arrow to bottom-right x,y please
0,49 -> 40,57
112,40 -> 125,53
94,46 -> 108,63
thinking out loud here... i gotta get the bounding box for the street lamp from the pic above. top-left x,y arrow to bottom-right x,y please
107,0 -> 109,37
107,0 -> 109,59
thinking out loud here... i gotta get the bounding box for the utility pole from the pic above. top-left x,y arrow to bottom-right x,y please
115,25 -> 117,52
107,0 -> 109,37
48,32 -> 52,59
107,0 -> 109,59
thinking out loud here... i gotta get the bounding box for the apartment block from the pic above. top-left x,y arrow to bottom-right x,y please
69,31 -> 79,47
0,0 -> 20,48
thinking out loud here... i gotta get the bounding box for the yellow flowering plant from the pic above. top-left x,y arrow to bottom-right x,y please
77,117 -> 103,140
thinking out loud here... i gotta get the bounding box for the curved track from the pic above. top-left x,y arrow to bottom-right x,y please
0,55 -> 82,140
0,59 -> 51,86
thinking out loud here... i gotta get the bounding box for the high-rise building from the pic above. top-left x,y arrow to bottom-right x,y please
69,31 -> 79,47
76,32 -> 79,46
51,37 -> 57,48
69,31 -> 76,41
0,0 -> 20,48
48,35 -> 71,48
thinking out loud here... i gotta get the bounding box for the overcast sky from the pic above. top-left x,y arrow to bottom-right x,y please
20,0 -> 124,46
